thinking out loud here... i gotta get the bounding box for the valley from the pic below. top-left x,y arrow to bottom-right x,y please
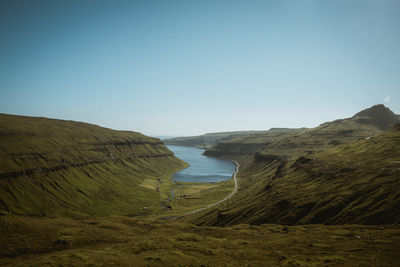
2,0 -> 400,265
1,104 -> 400,266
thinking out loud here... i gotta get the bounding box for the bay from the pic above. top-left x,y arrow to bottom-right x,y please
167,145 -> 236,182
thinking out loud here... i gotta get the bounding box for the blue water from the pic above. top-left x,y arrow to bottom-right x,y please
167,145 -> 236,183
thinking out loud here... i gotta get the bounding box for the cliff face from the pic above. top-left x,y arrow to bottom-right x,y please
0,114 -> 186,217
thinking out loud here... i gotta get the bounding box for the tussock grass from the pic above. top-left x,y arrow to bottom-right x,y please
1,215 -> 399,266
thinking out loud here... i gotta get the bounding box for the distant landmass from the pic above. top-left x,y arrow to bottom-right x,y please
164,130 -> 270,149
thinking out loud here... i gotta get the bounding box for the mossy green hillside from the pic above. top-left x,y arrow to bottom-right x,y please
204,104 -> 400,161
167,105 -> 399,165
191,124 -> 400,226
0,113 -> 187,217
162,105 -> 400,226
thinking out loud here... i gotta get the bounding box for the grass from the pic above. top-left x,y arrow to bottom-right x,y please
0,113 -> 240,220
190,123 -> 400,226
184,105 -> 400,226
205,105 -> 400,161
1,107 -> 400,266
1,215 -> 399,266
153,178 -> 235,219
0,113 -> 188,217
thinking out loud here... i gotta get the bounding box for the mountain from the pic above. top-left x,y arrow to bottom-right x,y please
205,104 -> 400,161
187,105 -> 400,226
352,104 -> 400,130
169,105 -> 400,162
0,114 -> 187,217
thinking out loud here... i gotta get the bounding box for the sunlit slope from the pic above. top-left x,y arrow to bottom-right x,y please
0,114 -> 186,217
193,124 -> 400,226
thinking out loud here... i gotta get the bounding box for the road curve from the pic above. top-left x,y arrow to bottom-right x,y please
176,160 -> 239,219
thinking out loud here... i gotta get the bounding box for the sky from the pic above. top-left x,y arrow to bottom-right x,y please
1,0 -> 399,136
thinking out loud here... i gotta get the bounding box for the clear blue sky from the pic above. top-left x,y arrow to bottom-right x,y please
1,0 -> 399,136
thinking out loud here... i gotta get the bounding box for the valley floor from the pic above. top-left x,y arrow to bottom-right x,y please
153,176 -> 235,220
1,215 -> 399,266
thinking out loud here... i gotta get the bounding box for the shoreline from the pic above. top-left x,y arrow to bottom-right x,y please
175,159 -> 239,218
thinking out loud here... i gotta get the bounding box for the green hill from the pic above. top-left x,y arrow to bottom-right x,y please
0,114 -> 187,217
193,124 -> 400,226
172,105 -> 399,163
205,104 -> 400,161
186,105 -> 400,226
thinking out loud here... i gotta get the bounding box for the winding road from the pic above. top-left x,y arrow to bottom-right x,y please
176,160 -> 239,218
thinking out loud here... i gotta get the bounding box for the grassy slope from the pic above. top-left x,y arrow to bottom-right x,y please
255,104 -> 399,160
205,105 -> 399,162
188,105 -> 400,226
1,215 -> 399,266
0,114 -> 187,217
154,178 -> 235,219
193,125 -> 400,226
167,105 -> 399,161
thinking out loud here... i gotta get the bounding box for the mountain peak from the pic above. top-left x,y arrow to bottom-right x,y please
352,104 -> 400,130
356,104 -> 387,113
